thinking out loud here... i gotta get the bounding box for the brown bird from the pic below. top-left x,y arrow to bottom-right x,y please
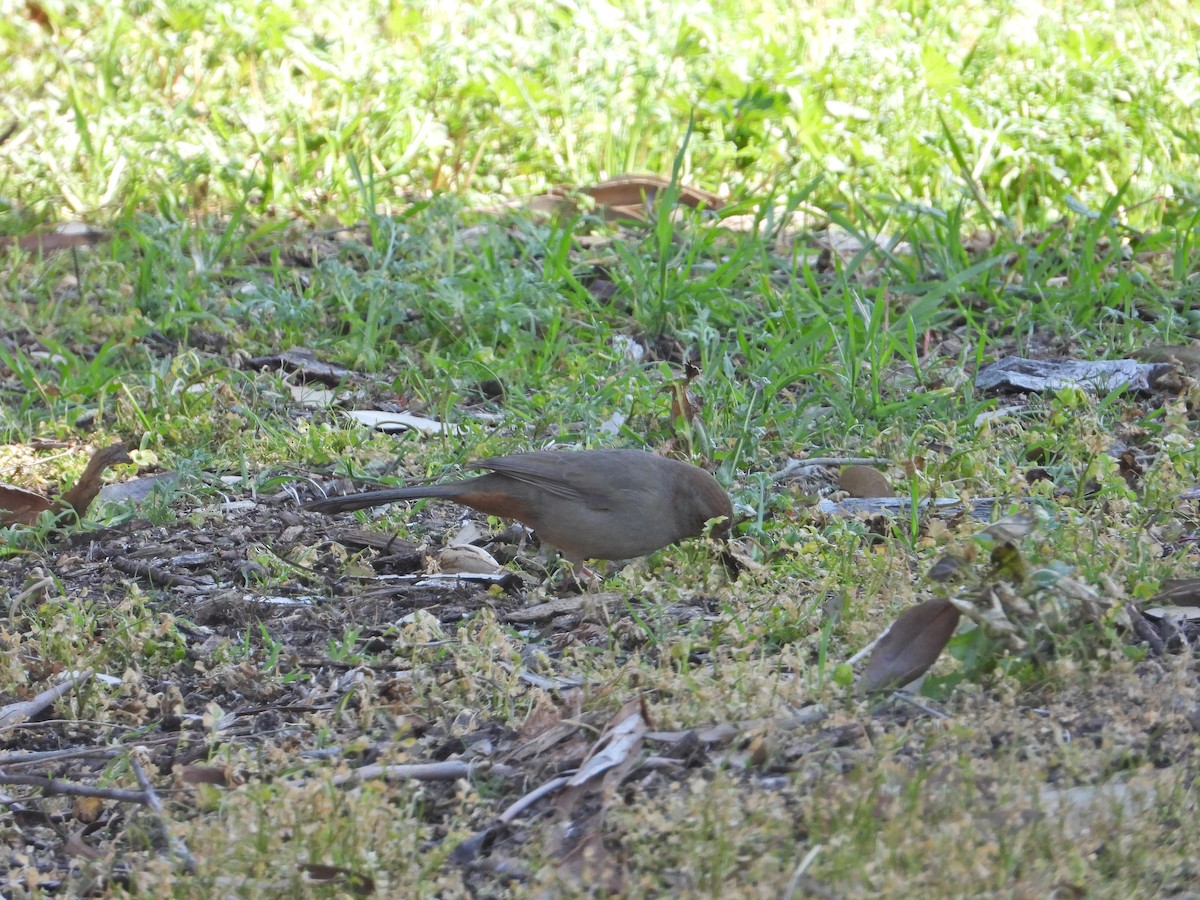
305,449 -> 732,566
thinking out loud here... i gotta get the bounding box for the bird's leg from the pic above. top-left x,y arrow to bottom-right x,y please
550,556 -> 601,594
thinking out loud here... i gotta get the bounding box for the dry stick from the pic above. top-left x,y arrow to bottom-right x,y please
0,772 -> 145,804
1,747 -> 196,874
781,844 -> 826,900
0,747 -> 123,768
130,755 -> 196,874
1,756 -> 197,874
497,776 -> 570,824
499,756 -> 682,826
0,671 -> 92,730
892,693 -> 950,720
110,557 -> 202,588
638,756 -> 683,772
0,791 -> 36,815
331,760 -> 519,787
7,573 -> 57,611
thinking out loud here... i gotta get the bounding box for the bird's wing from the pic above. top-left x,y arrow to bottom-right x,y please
473,452 -> 615,508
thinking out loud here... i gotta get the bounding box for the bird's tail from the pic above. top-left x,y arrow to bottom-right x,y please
304,483 -> 460,515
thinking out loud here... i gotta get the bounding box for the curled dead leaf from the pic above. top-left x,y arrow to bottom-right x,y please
438,543 -> 502,575
71,796 -> 104,824
980,509 -> 1040,544
839,465 -> 894,498
927,553 -> 969,583
526,174 -> 723,225
861,599 -> 961,692
0,224 -> 108,254
300,864 -> 375,896
665,360 -> 704,425
0,443 -> 132,527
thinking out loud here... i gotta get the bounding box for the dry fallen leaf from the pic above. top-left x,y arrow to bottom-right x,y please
861,599 -> 961,692
927,553 -> 969,583
0,224 -> 108,253
839,465 -> 894,498
526,173 -> 723,224
0,443 -> 132,527
438,543 -> 502,575
981,509 -> 1041,544
665,360 -> 704,426
299,864 -> 375,896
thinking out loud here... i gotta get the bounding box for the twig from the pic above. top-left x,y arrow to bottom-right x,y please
782,844 -> 826,900
131,754 -> 196,873
0,772 -> 145,804
331,760 -> 517,787
493,758 -> 680,829
0,671 -> 92,730
0,747 -> 123,768
7,573 -> 57,612
891,692 -> 949,719
110,557 -> 203,588
497,776 -> 569,824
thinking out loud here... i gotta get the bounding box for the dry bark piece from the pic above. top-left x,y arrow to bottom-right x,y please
1141,606 -> 1200,622
0,443 -> 132,526
975,356 -> 1176,395
242,348 -> 355,385
861,599 -> 961,692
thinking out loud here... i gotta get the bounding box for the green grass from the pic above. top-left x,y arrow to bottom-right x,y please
1,0 -> 1199,896
3,0 -> 1198,227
